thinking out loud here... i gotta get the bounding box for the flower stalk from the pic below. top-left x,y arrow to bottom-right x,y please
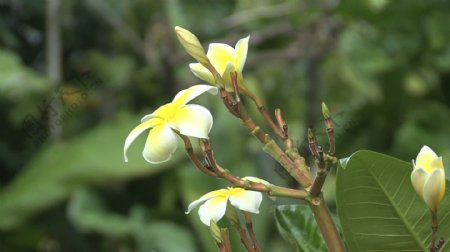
243,211 -> 263,252
226,204 -> 255,252
179,135 -> 308,199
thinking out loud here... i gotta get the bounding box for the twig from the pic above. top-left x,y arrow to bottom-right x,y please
275,109 -> 288,140
234,223 -> 254,252
430,211 -> 444,252
246,93 -> 284,139
225,204 -> 254,251
307,128 -> 320,160
220,73 -> 311,187
201,139 -> 308,199
244,212 -> 263,252
221,229 -> 232,252
177,133 -> 217,177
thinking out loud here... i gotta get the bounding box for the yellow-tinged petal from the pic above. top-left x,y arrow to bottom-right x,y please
151,103 -> 177,121
198,195 -> 229,226
172,84 -> 218,108
142,124 -> 178,164
207,43 -> 236,74
124,118 -> 160,162
170,104 -> 212,138
415,145 -> 438,173
411,167 -> 427,197
423,168 -> 446,213
189,63 -> 215,84
228,188 -> 262,213
431,156 -> 444,170
185,189 -> 229,214
235,36 -> 249,73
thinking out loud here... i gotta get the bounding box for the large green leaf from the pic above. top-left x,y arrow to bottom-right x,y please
336,150 -> 450,251
0,112 -> 183,230
275,205 -> 327,252
67,188 -> 196,252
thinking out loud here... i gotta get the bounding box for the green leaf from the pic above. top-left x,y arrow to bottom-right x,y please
0,49 -> 51,99
336,150 -> 450,251
275,205 -> 327,252
0,112 -> 183,230
67,188 -> 196,252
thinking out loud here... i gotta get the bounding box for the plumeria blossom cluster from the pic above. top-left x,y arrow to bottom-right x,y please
125,25 -> 335,252
124,27 -> 265,234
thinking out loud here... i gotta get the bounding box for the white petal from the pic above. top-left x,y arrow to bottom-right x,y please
235,36 -> 249,73
207,43 -> 236,74
170,104 -> 213,138
142,125 -> 178,164
124,119 -> 160,162
228,188 -> 262,214
423,168 -> 446,212
415,145 -> 438,173
411,167 -> 427,197
198,195 -> 229,226
186,189 -> 229,214
172,84 -> 218,107
189,63 -> 215,84
242,176 -> 271,186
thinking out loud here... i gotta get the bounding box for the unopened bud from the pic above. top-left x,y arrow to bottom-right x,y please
225,202 -> 240,226
307,128 -> 315,141
175,26 -> 210,66
322,102 -> 330,119
209,220 -> 223,244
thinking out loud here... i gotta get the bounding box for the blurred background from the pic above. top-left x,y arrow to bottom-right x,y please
1,0 -> 449,251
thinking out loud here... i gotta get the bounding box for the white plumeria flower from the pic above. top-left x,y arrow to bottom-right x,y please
189,36 -> 250,92
186,187 -> 263,226
124,85 -> 217,164
411,145 -> 446,213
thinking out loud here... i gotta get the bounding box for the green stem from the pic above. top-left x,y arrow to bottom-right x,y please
308,194 -> 345,252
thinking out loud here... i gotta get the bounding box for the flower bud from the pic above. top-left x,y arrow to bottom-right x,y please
322,102 -> 330,119
225,202 -> 240,226
411,145 -> 446,213
209,220 -> 223,244
175,26 -> 210,66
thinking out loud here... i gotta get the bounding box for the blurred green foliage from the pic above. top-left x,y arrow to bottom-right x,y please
0,0 -> 449,251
